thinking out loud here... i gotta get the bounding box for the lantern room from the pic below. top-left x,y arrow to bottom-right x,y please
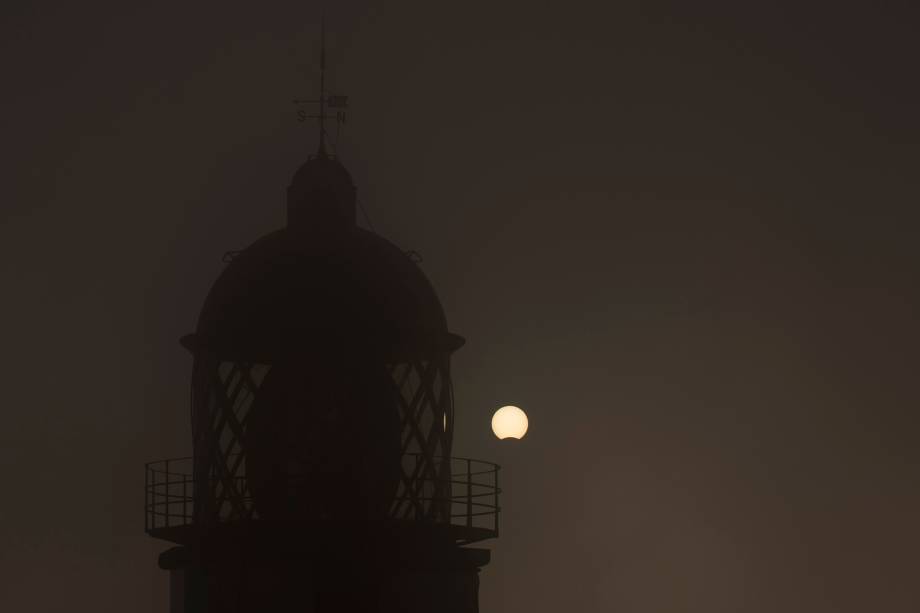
145,150 -> 499,547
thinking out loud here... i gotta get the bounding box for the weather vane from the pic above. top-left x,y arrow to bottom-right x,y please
293,17 -> 348,155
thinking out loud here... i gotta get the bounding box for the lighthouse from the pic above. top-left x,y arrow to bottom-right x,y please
144,35 -> 500,613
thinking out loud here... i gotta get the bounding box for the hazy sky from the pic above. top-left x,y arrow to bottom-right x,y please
2,2 -> 919,611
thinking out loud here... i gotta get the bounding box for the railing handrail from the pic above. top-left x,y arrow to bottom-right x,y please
146,454 -> 499,470
145,452 -> 500,543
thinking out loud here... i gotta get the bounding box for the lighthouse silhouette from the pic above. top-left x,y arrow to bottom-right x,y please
144,31 -> 500,613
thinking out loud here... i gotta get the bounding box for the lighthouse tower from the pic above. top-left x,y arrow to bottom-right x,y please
144,41 -> 500,613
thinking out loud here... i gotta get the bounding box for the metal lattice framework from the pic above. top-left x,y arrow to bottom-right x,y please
188,353 -> 457,527
190,356 -> 268,524
390,357 -> 453,522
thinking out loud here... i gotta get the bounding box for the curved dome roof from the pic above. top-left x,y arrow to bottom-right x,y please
188,227 -> 463,363
287,153 -> 356,233
289,154 -> 355,188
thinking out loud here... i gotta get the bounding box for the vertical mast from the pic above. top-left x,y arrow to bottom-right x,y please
318,15 -> 327,156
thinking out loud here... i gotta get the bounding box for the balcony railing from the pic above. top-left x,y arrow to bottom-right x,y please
145,454 -> 500,545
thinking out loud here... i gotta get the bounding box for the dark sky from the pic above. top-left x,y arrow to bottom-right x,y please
2,2 -> 919,611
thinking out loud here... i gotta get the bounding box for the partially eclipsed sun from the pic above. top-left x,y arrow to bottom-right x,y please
491,405 -> 529,440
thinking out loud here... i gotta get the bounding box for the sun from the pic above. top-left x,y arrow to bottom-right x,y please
491,405 -> 529,440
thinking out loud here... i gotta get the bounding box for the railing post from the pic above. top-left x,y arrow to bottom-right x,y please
183,476 -> 188,525
466,459 -> 473,528
415,454 -> 421,521
165,460 -> 170,528
494,464 -> 500,537
144,464 -> 148,533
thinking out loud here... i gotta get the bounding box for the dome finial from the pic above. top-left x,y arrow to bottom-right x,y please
287,15 -> 357,235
